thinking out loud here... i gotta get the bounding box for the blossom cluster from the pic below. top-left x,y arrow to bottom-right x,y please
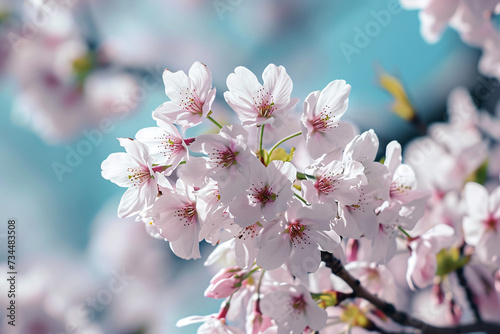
99,60 -> 500,334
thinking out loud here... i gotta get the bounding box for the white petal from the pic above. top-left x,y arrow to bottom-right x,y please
101,152 -> 135,187
257,234 -> 291,270
163,68 -> 190,99
464,182 -> 489,219
384,141 -> 402,175
117,187 -> 143,218
262,64 -> 293,104
188,61 -> 212,102
316,80 -> 351,119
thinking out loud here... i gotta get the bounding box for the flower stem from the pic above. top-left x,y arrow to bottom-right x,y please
296,171 -> 316,180
398,226 -> 412,239
207,114 -> 223,129
259,125 -> 265,164
294,193 -> 310,206
268,131 -> 302,159
255,269 -> 266,314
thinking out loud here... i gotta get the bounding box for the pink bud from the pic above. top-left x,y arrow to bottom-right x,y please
346,239 -> 358,262
205,267 -> 243,299
248,309 -> 273,334
205,277 -> 240,299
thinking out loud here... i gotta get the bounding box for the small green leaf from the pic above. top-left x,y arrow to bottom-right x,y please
268,147 -> 295,163
465,159 -> 488,185
436,248 -> 470,278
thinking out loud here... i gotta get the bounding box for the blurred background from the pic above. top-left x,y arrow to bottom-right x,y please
0,0 -> 496,333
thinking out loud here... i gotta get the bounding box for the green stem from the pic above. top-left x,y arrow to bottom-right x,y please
296,171 -> 316,180
268,131 -> 302,159
256,269 -> 265,296
398,226 -> 412,239
294,193 -> 310,206
259,125 -> 265,163
207,114 -> 223,129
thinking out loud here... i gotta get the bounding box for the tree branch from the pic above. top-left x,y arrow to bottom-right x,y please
320,251 -> 500,334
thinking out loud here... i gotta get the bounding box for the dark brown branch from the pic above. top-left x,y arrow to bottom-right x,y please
320,251 -> 500,334
456,266 -> 482,323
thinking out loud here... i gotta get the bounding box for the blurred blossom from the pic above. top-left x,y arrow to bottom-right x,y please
0,258 -> 103,334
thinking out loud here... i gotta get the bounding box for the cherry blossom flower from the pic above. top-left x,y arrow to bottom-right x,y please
463,182 -> 500,268
260,283 -> 327,334
151,179 -> 203,259
101,138 -> 169,218
256,201 -> 339,278
378,141 -> 429,232
135,119 -> 190,168
154,61 -> 216,127
228,161 -> 296,228
406,224 -> 456,289
224,64 -> 299,127
190,124 -> 256,202
301,153 -> 365,210
301,80 -> 355,159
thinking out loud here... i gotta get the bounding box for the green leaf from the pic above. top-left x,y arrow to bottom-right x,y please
465,159 -> 488,185
311,291 -> 339,308
435,248 -> 470,278
268,147 -> 295,163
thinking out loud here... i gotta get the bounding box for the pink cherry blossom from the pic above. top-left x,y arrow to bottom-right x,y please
190,124 -> 256,202
224,64 -> 299,127
228,161 -> 296,228
154,61 -> 216,127
406,224 -> 455,289
101,138 -> 168,218
463,182 -> 500,268
301,80 -> 355,159
260,283 -> 327,334
256,201 -> 339,278
135,119 -> 190,168
151,179 -> 203,260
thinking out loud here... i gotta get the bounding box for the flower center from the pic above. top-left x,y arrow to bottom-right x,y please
211,148 -> 238,168
259,102 -> 275,118
285,221 -> 307,242
127,167 -> 152,187
253,88 -> 275,118
315,174 -> 337,194
291,295 -> 307,312
249,184 -> 277,206
159,136 -> 184,159
174,203 -> 197,226
179,88 -> 203,115
311,112 -> 336,132
485,216 -> 498,231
